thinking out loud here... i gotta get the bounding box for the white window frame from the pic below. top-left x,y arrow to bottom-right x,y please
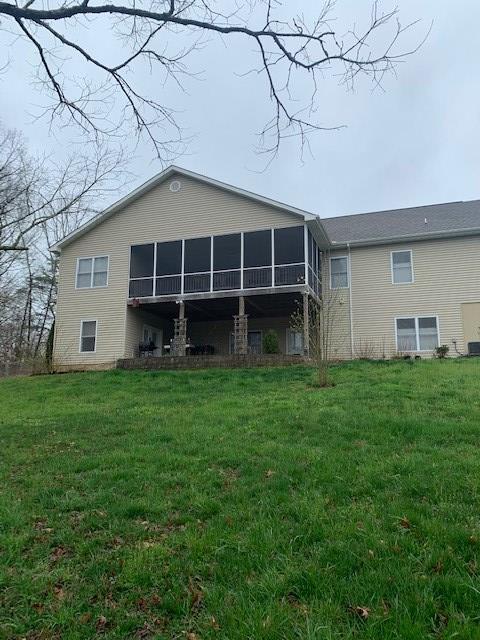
330,255 -> 349,289
79,319 -> 98,354
76,256 -> 109,289
394,315 -> 440,353
391,249 -> 414,285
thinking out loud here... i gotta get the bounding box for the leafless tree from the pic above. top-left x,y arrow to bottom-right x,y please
0,122 -> 125,372
0,125 -> 124,261
291,255 -> 344,387
0,0 -> 425,160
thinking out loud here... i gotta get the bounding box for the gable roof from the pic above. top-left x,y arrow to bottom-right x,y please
322,200 -> 480,246
50,165 -> 329,251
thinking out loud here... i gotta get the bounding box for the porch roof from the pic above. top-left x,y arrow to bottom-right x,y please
130,291 -> 303,322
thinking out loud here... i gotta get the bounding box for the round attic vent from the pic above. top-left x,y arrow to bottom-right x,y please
169,180 -> 181,193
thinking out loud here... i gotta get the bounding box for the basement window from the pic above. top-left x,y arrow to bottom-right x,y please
80,320 -> 97,353
395,316 -> 439,352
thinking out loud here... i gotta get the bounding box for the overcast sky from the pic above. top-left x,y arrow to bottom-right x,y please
1,1 -> 479,219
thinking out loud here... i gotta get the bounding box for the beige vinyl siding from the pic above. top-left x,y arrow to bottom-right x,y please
321,252 -> 353,360
124,308 -> 171,358
54,173 -> 302,367
346,236 -> 480,358
462,303 -> 480,348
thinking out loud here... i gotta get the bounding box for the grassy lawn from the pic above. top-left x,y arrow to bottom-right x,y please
1,360 -> 480,639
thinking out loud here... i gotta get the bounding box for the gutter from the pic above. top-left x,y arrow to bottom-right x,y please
347,243 -> 354,359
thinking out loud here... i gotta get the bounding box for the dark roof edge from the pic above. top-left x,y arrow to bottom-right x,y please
322,199 -> 472,222
329,226 -> 480,248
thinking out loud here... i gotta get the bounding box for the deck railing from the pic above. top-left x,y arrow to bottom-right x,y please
129,261 -> 318,298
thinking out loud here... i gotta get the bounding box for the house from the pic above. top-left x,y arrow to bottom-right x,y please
51,166 -> 480,369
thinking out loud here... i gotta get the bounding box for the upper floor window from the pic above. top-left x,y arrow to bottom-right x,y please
330,256 -> 349,289
391,250 -> 413,284
76,256 -> 109,289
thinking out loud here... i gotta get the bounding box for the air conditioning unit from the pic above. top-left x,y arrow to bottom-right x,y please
468,342 -> 480,356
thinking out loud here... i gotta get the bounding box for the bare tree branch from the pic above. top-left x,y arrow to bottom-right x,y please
0,0 -> 425,160
0,124 -> 125,258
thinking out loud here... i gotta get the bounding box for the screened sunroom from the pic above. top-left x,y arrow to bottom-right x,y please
128,224 -> 322,302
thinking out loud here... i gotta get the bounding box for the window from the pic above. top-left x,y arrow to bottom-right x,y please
274,226 -> 304,265
395,316 -> 439,352
213,234 -> 241,271
156,240 -> 182,295
76,256 -> 109,288
80,320 -> 97,353
229,331 -> 262,354
184,237 -> 211,273
243,230 -> 271,268
330,256 -> 349,289
156,241 -> 182,276
130,244 -> 154,278
391,250 -> 413,284
418,317 -> 439,350
287,329 -> 304,355
129,244 -> 154,297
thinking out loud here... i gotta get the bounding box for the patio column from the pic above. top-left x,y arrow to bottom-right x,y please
303,292 -> 310,358
172,301 -> 187,356
233,295 -> 248,355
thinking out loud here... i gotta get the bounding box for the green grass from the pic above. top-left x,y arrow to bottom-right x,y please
1,360 -> 480,639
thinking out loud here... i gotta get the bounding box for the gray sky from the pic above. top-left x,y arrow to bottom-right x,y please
1,1 -> 479,218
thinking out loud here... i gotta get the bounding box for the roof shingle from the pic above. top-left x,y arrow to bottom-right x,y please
321,200 -> 480,244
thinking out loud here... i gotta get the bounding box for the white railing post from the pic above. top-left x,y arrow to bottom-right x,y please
304,223 -> 309,288
240,232 -> 244,290
210,235 -> 214,292
271,228 -> 275,287
181,238 -> 185,296
153,242 -> 157,296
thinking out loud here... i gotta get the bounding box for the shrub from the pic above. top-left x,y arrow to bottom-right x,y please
435,345 -> 449,359
263,330 -> 280,354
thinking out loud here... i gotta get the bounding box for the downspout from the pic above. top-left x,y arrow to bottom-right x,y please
347,243 -> 354,359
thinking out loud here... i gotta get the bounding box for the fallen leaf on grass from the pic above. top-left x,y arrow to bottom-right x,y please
348,605 -> 370,620
53,584 -> 65,600
50,546 -> 69,562
399,516 -> 411,530
109,536 -> 125,549
96,615 -> 108,632
135,622 -> 154,638
188,577 -> 204,612
34,520 -> 53,533
79,612 -> 92,624
284,593 -> 309,615
264,469 -> 275,478
432,560 -> 444,574
209,616 -> 220,630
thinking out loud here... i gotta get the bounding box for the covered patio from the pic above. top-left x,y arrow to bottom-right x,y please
127,290 -> 309,358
